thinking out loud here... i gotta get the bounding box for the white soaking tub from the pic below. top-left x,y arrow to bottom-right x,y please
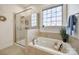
28,37 -> 78,55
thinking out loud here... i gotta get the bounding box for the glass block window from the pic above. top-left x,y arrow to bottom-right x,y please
43,5 -> 63,26
31,13 -> 37,27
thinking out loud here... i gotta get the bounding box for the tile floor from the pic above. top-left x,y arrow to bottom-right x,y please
0,44 -> 27,55
0,44 -> 50,55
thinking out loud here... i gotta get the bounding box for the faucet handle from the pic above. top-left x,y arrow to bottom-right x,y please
58,44 -> 63,51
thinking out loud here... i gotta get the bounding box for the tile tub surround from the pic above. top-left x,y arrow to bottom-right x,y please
38,32 -> 79,54
69,36 -> 79,54
38,32 -> 62,40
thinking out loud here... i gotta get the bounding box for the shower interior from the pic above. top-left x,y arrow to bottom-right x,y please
15,8 -> 33,47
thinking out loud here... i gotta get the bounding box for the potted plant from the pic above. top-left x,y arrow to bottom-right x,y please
60,27 -> 69,42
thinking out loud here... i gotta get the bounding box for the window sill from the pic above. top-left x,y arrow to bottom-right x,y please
43,26 -> 63,28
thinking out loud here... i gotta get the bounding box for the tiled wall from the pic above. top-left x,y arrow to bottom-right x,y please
69,36 -> 79,54
38,32 -> 62,40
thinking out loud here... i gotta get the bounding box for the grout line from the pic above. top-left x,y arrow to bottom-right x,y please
15,43 -> 26,48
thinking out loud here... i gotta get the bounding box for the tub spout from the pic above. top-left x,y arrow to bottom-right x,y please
32,38 -> 37,45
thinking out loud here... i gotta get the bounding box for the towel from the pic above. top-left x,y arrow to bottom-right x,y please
67,15 -> 77,35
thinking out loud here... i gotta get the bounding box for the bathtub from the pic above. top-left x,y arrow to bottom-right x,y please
28,37 -> 78,55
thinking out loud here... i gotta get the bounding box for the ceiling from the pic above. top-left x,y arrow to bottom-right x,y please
17,4 -> 49,9
18,4 -> 31,8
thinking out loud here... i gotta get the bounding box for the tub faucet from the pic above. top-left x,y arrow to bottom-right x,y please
32,37 -> 37,45
58,44 -> 63,51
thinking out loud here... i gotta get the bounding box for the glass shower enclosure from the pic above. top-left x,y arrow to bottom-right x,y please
15,8 -> 32,47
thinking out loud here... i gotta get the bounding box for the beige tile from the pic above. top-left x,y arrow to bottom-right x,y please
0,44 -> 26,55
38,32 -> 62,40
0,44 -> 50,55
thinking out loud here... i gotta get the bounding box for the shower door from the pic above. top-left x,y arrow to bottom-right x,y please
15,13 -> 26,47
